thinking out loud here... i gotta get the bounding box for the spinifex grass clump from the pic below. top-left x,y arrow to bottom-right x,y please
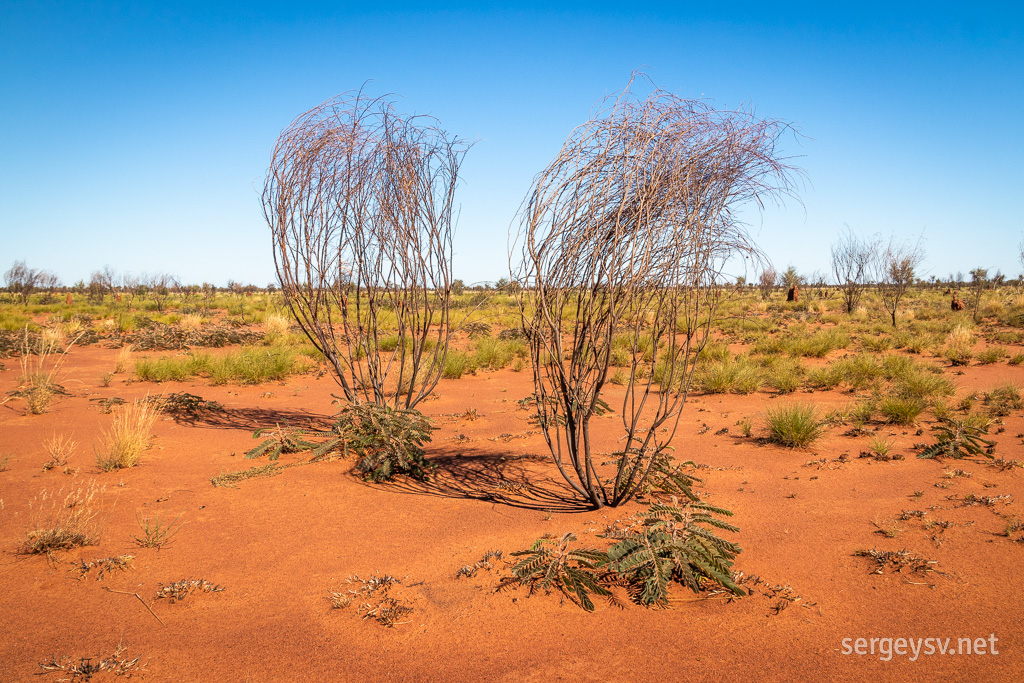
22,482 -> 104,554
503,498 -> 744,611
764,403 -> 823,448
245,403 -> 435,482
95,400 -> 158,471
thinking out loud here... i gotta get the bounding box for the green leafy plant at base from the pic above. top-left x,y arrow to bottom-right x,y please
917,417 -> 996,460
244,424 -> 319,461
505,532 -> 612,612
341,404 -> 436,482
503,498 -> 743,612
623,451 -> 703,501
244,403 -> 435,483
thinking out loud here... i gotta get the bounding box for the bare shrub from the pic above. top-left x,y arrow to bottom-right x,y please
831,227 -> 878,314
263,87 -> 469,409
43,433 -> 77,471
874,236 -> 926,327
512,76 -> 800,508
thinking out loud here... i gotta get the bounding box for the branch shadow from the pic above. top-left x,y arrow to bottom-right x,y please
379,445 -> 592,513
165,407 -> 333,432
171,408 -> 591,512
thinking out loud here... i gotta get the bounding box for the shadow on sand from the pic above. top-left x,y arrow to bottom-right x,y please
378,445 -> 591,513
176,408 -> 590,511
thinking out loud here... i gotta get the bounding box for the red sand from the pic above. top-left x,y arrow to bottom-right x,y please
2,345 -> 1023,680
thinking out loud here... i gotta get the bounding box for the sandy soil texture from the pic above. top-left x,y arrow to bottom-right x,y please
2,344 -> 1022,681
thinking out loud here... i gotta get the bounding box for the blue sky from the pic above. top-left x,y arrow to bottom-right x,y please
1,2 -> 1021,286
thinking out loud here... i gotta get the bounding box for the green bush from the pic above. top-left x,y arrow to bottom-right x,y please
135,353 -> 211,382
473,337 -> 527,370
764,403 -> 823,448
976,347 -> 1008,365
504,498 -> 743,612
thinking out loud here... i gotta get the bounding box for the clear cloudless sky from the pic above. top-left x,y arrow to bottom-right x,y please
1,1 -> 1021,286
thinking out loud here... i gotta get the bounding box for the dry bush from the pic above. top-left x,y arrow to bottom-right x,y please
133,509 -> 185,549
113,344 -> 134,374
264,87 -> 469,409
22,482 -> 105,554
263,312 -> 292,338
512,75 -> 800,508
42,433 -> 77,471
95,400 -> 157,471
15,328 -> 77,414
155,578 -> 225,603
38,642 -> 146,680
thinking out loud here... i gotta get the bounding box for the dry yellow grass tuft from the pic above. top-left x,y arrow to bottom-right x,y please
95,399 -> 158,471
42,433 -> 77,471
113,344 -> 134,374
22,482 -> 105,554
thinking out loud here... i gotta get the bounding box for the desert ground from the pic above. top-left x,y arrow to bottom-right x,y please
2,286 -> 1023,681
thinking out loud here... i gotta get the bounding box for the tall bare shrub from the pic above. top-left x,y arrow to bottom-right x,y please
513,78 -> 800,509
263,89 -> 469,409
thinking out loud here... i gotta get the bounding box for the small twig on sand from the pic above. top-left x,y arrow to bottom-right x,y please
102,587 -> 165,626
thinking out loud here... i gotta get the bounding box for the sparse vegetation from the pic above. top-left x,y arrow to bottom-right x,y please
133,510 -> 185,549
38,642 -> 146,680
328,573 -> 414,627
155,578 -> 226,603
854,548 -> 938,574
76,554 -> 135,581
211,463 -> 285,487
42,433 -> 77,471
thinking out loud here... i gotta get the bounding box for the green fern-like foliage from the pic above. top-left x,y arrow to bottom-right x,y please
625,450 -> 702,500
603,498 -> 744,606
506,532 -> 611,612
244,404 -> 436,482
338,403 -> 436,482
245,423 -> 321,461
917,417 -> 996,460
